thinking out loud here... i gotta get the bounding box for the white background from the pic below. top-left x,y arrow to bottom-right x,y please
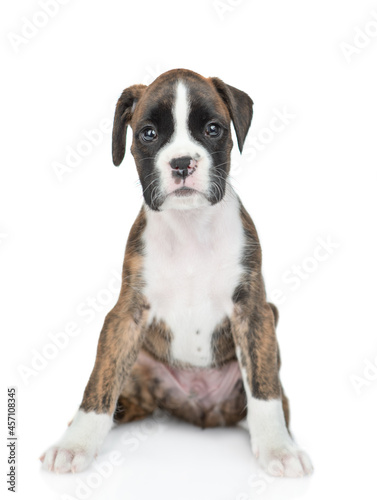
1,0 -> 377,499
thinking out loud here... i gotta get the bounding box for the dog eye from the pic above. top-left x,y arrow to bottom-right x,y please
205,123 -> 222,138
140,127 -> 157,142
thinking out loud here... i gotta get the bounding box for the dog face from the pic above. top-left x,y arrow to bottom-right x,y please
112,69 -> 253,211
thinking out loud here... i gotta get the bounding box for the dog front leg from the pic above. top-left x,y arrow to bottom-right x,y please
41,304 -> 148,473
232,303 -> 313,477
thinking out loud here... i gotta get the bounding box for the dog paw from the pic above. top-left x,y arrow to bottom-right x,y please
255,442 -> 313,478
40,410 -> 113,473
40,445 -> 96,473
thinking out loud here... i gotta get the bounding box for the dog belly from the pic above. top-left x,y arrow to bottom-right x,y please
137,349 -> 243,410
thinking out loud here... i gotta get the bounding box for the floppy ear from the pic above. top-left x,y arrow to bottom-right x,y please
112,84 -> 147,166
210,78 -> 253,153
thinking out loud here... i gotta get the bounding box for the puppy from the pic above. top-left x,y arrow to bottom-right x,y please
41,69 -> 313,477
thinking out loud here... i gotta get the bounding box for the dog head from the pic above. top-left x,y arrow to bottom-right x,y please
112,69 -> 253,211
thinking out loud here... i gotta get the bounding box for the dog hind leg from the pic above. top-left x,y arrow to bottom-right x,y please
114,363 -> 158,423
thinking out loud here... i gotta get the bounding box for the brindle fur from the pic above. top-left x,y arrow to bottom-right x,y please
230,202 -> 289,426
79,69 -> 289,430
80,207 -> 149,414
141,318 -> 173,364
81,200 -> 289,429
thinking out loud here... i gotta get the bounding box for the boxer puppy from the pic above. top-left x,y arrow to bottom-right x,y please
41,69 -> 313,478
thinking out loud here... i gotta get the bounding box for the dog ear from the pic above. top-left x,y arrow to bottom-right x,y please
112,84 -> 147,166
210,78 -> 253,153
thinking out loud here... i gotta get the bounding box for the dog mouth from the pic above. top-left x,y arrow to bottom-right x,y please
158,186 -> 211,210
171,187 -> 198,197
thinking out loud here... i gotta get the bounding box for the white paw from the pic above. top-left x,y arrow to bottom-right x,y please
40,445 -> 95,473
255,441 -> 313,478
40,410 -> 113,474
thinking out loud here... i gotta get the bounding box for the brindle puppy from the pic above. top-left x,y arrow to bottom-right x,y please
41,69 -> 313,478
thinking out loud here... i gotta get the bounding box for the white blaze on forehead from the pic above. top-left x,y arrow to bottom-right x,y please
168,80 -> 199,158
174,81 -> 191,145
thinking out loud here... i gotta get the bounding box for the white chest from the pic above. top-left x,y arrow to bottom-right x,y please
142,194 -> 244,367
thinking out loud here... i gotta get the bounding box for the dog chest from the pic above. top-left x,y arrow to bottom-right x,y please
142,195 -> 244,367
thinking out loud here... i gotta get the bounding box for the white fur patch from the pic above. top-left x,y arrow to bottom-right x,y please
236,347 -> 313,477
41,410 -> 113,473
143,188 -> 244,367
155,81 -> 212,208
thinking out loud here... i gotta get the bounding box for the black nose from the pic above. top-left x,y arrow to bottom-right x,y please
170,156 -> 193,179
